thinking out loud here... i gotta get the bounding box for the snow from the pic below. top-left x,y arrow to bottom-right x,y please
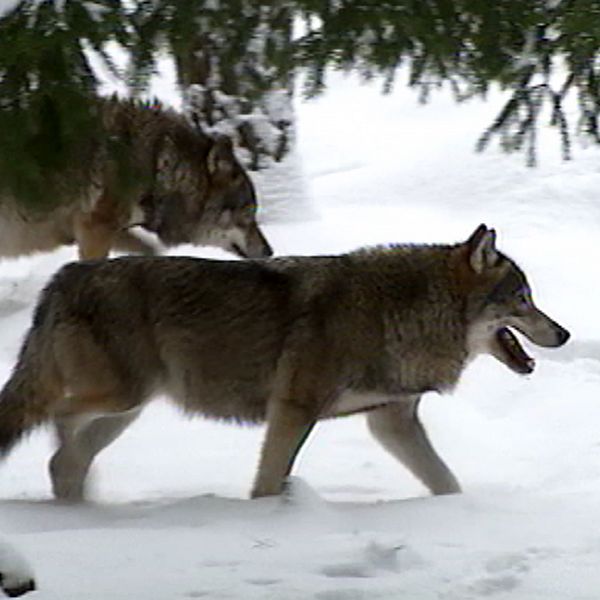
0,0 -> 68,19
0,538 -> 35,596
0,0 -> 20,18
82,2 -> 110,24
0,70 -> 599,599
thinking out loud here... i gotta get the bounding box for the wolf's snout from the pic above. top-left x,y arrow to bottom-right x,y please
241,241 -> 273,259
512,308 -> 571,349
519,323 -> 570,348
247,226 -> 274,258
555,326 -> 570,347
536,317 -> 570,348
261,242 -> 274,258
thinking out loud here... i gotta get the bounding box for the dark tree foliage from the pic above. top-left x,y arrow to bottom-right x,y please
137,1 -> 295,170
295,0 -> 600,166
0,0 -> 131,208
1,0 -> 600,209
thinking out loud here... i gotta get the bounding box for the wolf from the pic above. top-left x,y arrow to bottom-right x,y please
0,224 -> 569,500
0,97 -> 272,261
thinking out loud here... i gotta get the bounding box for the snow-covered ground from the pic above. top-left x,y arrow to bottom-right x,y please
1,72 -> 599,599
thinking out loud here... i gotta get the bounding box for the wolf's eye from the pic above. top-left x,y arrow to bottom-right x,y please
515,289 -> 530,307
238,205 -> 255,225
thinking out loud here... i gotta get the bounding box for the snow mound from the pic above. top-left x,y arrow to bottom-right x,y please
0,540 -> 35,598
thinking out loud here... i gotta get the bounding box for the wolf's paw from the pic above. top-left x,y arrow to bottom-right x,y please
48,450 -> 88,502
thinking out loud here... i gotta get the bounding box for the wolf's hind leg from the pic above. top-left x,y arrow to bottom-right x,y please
49,408 -> 141,501
367,399 -> 461,495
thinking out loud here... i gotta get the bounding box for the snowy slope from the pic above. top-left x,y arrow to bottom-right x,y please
0,72 -> 599,599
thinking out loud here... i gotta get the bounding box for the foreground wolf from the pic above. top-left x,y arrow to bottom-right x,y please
0,97 -> 272,260
0,225 -> 569,500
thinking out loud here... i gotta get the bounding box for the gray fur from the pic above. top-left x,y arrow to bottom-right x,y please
0,97 -> 272,261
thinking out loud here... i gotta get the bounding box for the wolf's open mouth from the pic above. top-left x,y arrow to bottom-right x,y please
496,327 -> 535,374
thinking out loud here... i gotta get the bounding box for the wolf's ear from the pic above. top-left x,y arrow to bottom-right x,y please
467,224 -> 498,273
207,135 -> 236,177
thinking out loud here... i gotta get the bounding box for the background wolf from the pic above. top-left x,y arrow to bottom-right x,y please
0,225 -> 569,500
0,97 -> 272,261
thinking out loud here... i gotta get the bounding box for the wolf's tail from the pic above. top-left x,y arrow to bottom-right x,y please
0,332 -> 55,458
0,367 -> 45,457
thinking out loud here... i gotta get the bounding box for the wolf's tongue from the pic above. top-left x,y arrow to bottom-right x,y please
497,327 -> 535,374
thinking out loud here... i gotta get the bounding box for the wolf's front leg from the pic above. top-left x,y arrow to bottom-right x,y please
73,213 -> 116,260
251,398 -> 316,499
367,398 -> 461,495
113,229 -> 159,256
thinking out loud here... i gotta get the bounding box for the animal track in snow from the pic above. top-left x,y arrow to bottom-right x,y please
319,540 -> 406,580
464,551 -> 532,597
467,573 -> 522,596
321,563 -> 373,579
246,577 -> 281,586
444,546 -> 563,599
319,539 -> 426,584
484,552 -> 531,576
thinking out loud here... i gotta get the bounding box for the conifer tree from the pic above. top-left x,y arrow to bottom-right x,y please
1,0 -> 600,209
0,0 -> 131,208
151,1 -> 295,170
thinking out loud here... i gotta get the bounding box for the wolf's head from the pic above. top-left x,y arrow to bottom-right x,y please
143,132 -> 273,259
460,224 -> 570,374
198,135 -> 273,259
